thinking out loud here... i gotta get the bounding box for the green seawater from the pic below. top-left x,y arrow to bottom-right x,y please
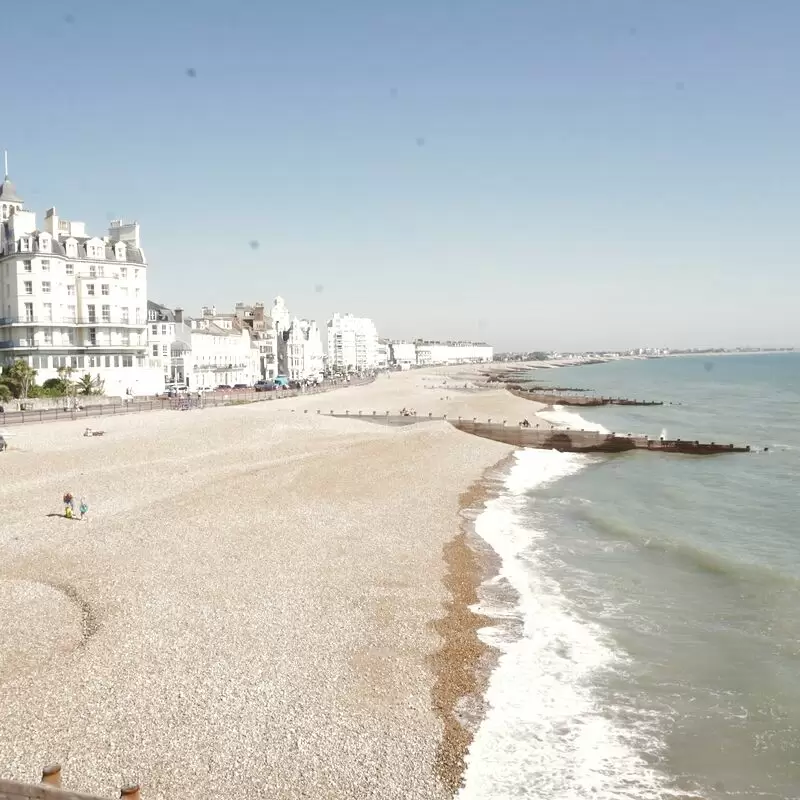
522,353 -> 800,799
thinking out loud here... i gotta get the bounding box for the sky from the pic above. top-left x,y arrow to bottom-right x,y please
4,0 -> 800,351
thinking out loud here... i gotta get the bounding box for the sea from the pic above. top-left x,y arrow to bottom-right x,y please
458,352 -> 800,800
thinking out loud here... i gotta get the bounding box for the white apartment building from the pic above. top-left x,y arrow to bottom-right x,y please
234,301 -> 278,381
147,301 -> 179,388
278,316 -> 324,382
327,312 -> 379,373
388,340 -> 416,366
171,313 -> 260,388
413,340 -> 494,365
0,170 -> 163,396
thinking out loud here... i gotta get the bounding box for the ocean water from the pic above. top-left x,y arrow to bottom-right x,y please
459,353 -> 800,800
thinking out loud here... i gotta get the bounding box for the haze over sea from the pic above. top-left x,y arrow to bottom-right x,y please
460,352 -> 800,800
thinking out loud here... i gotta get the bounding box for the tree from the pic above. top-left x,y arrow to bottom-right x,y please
75,373 -> 105,396
1,359 -> 38,399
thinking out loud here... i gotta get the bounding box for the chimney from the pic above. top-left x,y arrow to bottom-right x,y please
174,307 -> 183,324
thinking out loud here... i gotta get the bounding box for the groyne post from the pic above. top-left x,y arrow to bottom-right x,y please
41,764 -> 62,787
120,785 -> 141,800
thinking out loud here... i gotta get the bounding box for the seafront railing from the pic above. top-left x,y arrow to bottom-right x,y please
0,378 -> 375,427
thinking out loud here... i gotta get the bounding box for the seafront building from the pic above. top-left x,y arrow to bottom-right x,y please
326,312 -> 380,373
170,306 -> 260,388
278,317 -> 325,382
413,340 -> 493,365
234,301 -> 279,381
0,167 -> 163,396
387,339 -> 493,366
147,301 -> 179,388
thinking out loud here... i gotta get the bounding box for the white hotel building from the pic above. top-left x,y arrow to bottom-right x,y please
0,171 -> 163,396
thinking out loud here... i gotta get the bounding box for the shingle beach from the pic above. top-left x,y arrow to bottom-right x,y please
0,367 -> 542,799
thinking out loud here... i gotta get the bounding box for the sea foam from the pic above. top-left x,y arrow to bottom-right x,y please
458,448 -> 674,800
537,404 -> 610,434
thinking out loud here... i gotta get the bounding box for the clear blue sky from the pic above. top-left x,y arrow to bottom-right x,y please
5,0 -> 800,351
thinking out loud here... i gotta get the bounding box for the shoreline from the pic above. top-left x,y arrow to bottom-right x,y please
429,454 -> 514,796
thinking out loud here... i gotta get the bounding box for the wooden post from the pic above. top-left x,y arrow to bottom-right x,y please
41,764 -> 62,787
120,785 -> 141,800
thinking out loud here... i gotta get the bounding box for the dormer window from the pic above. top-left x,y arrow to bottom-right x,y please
40,238 -> 49,252
20,238 -> 30,252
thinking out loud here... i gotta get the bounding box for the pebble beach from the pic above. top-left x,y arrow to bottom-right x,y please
0,368 -> 541,799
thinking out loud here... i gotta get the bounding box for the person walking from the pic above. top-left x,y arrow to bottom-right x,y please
79,498 -> 89,520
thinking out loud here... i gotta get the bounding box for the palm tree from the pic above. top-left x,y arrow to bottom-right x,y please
1,359 -> 37,399
76,373 -> 105,396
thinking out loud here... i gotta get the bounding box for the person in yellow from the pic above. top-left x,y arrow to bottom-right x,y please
63,492 -> 75,519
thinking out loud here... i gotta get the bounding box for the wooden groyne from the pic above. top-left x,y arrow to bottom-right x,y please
449,420 -> 751,454
508,388 -> 663,407
323,412 -> 754,454
0,764 -> 137,800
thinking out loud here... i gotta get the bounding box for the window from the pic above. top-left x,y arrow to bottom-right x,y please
137,356 -> 145,367
101,304 -> 110,323
122,308 -> 129,324
161,324 -> 167,335
152,344 -> 159,357
98,265 -> 105,277
43,303 -> 52,322
20,238 -> 29,252
67,285 -> 75,296
66,263 -> 74,275
43,330 -> 53,345
66,305 -> 76,322
24,280 -> 33,294
42,281 -> 51,294
135,308 -> 141,324
123,355 -> 132,367
87,283 -> 95,295
89,265 -> 96,278
88,304 -> 96,323
77,357 -> 85,368
114,355 -> 120,367
120,267 -> 128,279
135,269 -> 140,279
101,284 -> 109,296
104,356 -> 111,368
121,332 -> 130,347
23,260 -> 31,272
121,286 -> 129,297
148,309 -> 156,321
151,324 -> 157,336
135,288 -> 140,298
24,302 -> 34,322
40,239 -> 49,252
89,328 -> 97,346
162,344 -> 168,357
41,260 -> 50,271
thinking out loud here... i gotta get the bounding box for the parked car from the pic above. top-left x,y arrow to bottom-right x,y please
232,383 -> 249,390
216,384 -> 232,391
254,380 -> 276,392
196,386 -> 213,394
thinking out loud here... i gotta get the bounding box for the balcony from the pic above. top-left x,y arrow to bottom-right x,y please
0,316 -> 143,327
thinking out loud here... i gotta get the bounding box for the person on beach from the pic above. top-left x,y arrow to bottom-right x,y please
63,492 -> 75,519
79,498 -> 89,520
